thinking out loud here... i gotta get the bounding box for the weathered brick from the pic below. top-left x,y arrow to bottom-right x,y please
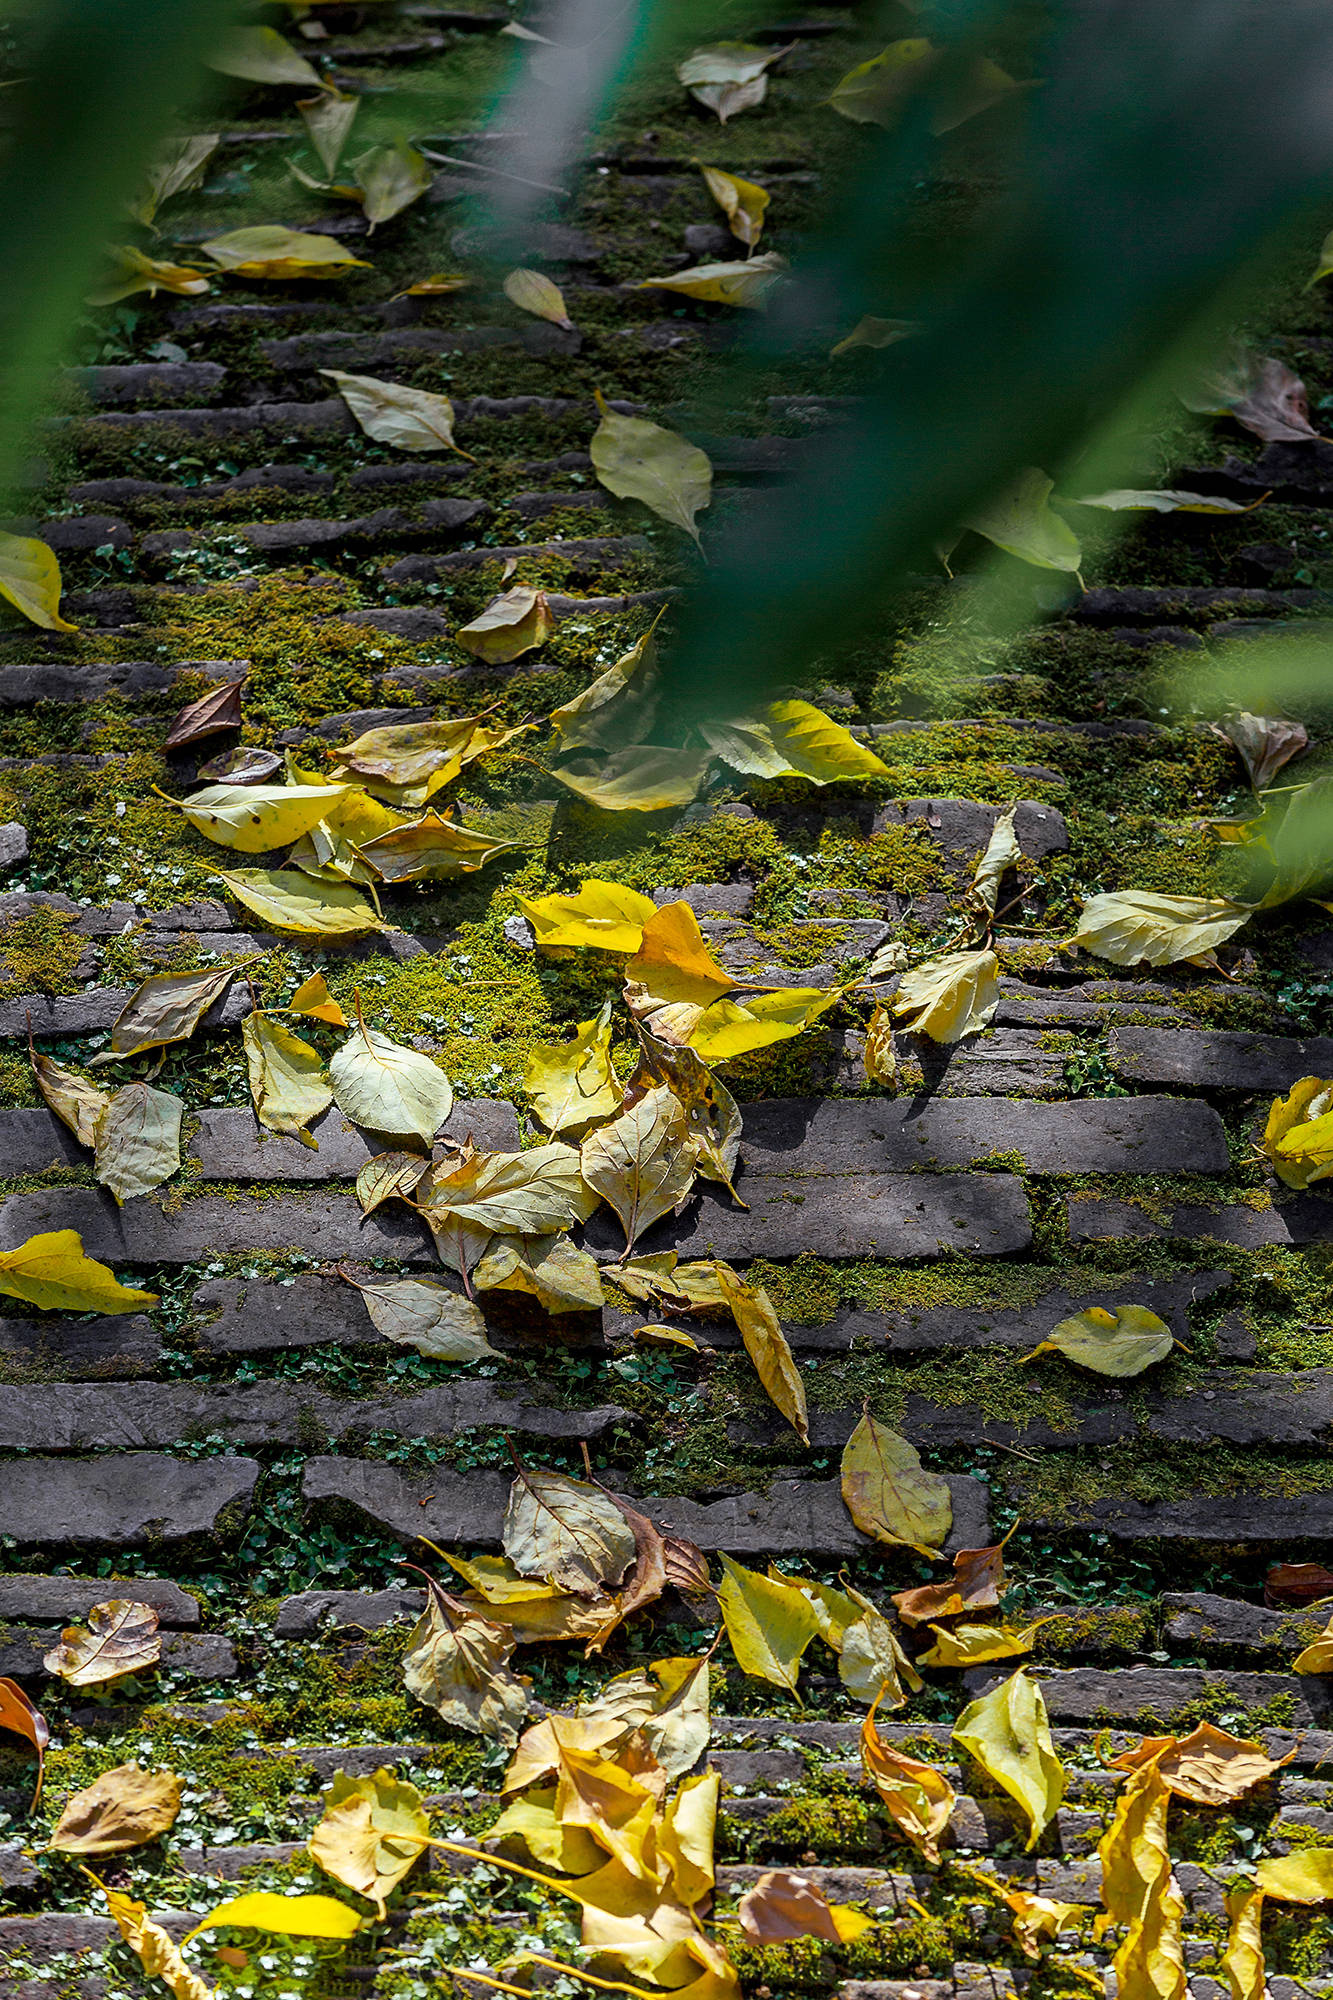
731,1095 -> 1229,1176
0,1175 -> 1032,1265
869,1269 -> 1230,1354
962,1665 -> 1328,1728
303,1458 -> 989,1559
189,1096 -> 520,1180
0,1574 -> 199,1624
0,1380 -> 626,1451
1068,1194 -> 1333,1247
0,1627 -> 236,1679
0,1311 -> 159,1376
1026,1487 -> 1333,1547
1108,1025 -> 1333,1091
273,1588 -> 425,1637
0,1453 -> 258,1549
1164,1592 -> 1327,1658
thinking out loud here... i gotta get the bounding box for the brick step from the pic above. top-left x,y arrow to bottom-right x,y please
0,1172 -> 1034,1264
1068,1190 -> 1333,1249
0,1453 -> 990,1555
0,1380 -> 627,1453
188,1263 -> 1227,1360
137,497 -> 488,565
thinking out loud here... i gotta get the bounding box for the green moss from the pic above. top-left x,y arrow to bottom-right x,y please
0,906 -> 85,998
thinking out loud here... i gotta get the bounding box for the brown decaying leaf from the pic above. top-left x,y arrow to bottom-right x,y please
861,1697 -> 955,1864
737,1869 -> 853,1944
583,1490 -> 669,1654
164,676 -> 246,750
43,1600 -> 161,1687
0,1675 -> 49,1808
402,1573 -> 532,1746
503,1463 -> 639,1599
1230,356 -> 1319,443
663,1535 -> 711,1598
1266,1561 -> 1333,1608
892,1536 -> 1011,1628
1110,1723 -> 1294,1806
48,1763 -> 182,1855
1211,712 -> 1309,793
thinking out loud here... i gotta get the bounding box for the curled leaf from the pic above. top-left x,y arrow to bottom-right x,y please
186,1892 -> 362,1943
861,1701 -> 955,1864
44,1600 -> 161,1687
738,1870 -> 872,1944
954,1668 -> 1064,1850
0,1676 -> 49,1809
30,1046 -> 108,1149
355,1151 -> 430,1216
893,1538 -> 1010,1628
309,1767 -> 430,1915
86,246 -> 210,306
403,1577 -> 532,1746
164,677 -> 245,750
713,1261 -> 808,1444
457,586 -> 556,664
697,163 -> 769,248
90,1876 -> 211,2000
526,1000 -> 622,1135
518,878 -> 656,953
288,972 -> 348,1025
892,949 -> 999,1043
1262,1076 -> 1333,1190
1211,711 -> 1308,793
243,1012 -> 332,1149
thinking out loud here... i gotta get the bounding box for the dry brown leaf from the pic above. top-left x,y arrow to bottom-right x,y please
0,1676 -> 49,1809
43,1600 -> 161,1687
1211,712 -> 1309,793
1266,1561 -> 1333,1607
893,1537 -> 1010,1627
504,1465 -> 639,1598
164,677 -> 246,750
583,1491 -> 669,1654
49,1764 -> 182,1855
861,1697 -> 955,1864
402,1575 -> 531,1745
737,1869 -> 872,1943
1111,1723 -> 1293,1805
